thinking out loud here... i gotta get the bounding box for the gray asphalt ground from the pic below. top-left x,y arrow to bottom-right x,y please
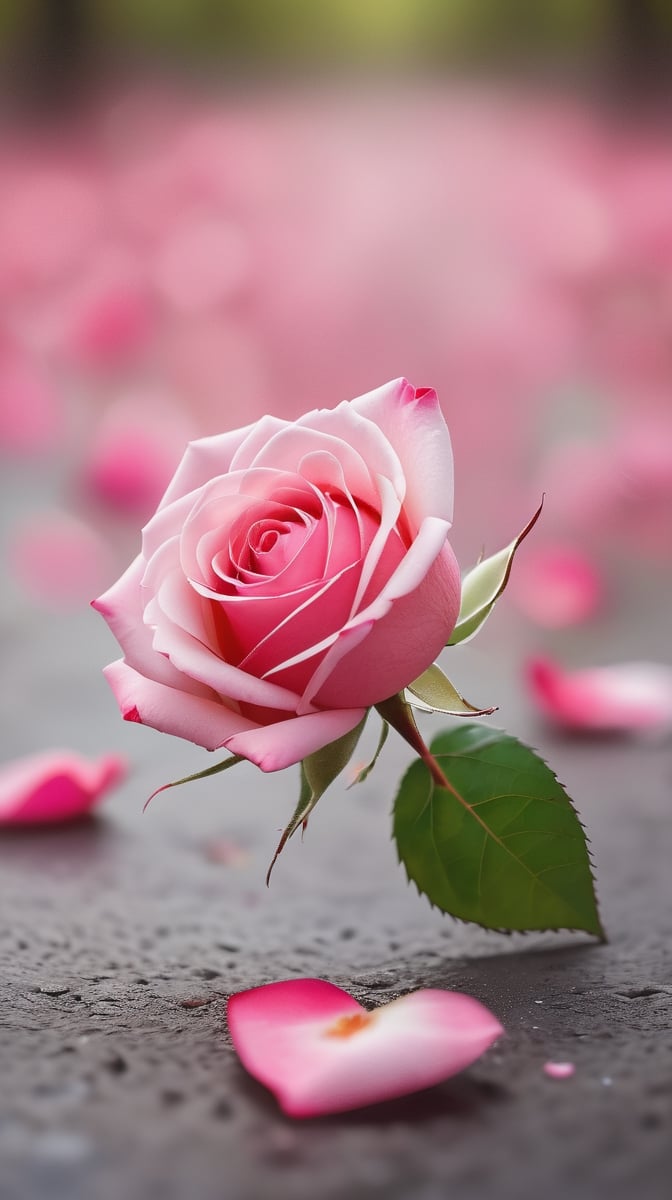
1,462 -> 671,1200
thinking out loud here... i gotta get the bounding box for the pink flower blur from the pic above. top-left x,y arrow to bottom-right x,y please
8,512 -> 112,608
0,750 -> 126,825
227,978 -> 503,1117
0,345 -> 62,456
509,545 -> 603,628
526,657 -> 672,735
65,268 -> 154,368
83,393 -> 194,517
152,215 -> 250,312
539,421 -> 672,561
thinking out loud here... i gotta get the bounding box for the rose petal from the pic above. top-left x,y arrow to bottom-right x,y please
313,530 -> 461,709
239,567 -> 364,694
93,556 -> 215,697
147,609 -> 303,713
526,656 -> 672,734
292,620 -> 376,713
227,978 -> 503,1117
157,422 -> 261,510
223,706 -> 366,772
0,751 -> 126,825
350,473 -> 402,613
352,378 -> 455,528
227,415 -> 291,474
103,659 -> 259,750
247,422 -> 383,513
293,404 -> 406,510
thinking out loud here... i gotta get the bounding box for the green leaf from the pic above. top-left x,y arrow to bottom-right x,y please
448,499 -> 543,645
393,722 -> 604,937
266,715 -> 367,882
406,663 -> 497,717
348,719 -> 389,787
144,754 -> 245,810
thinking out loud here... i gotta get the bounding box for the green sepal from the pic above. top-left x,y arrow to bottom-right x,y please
265,763 -> 313,885
347,718 -> 389,788
406,662 -> 497,717
144,754 -> 245,811
393,722 -> 605,938
266,715 -> 368,882
448,499 -> 543,646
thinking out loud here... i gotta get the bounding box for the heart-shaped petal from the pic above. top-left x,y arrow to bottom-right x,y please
227,978 -> 503,1117
0,751 -> 127,825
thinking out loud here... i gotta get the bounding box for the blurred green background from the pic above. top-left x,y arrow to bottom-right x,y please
1,0 -> 672,81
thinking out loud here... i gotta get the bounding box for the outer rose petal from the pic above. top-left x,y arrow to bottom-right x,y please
158,420 -> 276,509
223,706 -> 367,772
93,557 -> 213,697
314,537 -> 461,708
526,656 -> 672,734
149,612 -> 304,712
104,660 -> 258,750
351,378 -> 455,528
245,419 -> 388,513
0,751 -> 126,824
227,978 -> 503,1118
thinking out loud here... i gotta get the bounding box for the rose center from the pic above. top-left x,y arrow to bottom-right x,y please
256,528 -> 280,554
246,518 -> 306,576
323,1012 -> 374,1039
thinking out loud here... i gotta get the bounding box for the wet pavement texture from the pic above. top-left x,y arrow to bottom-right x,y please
1,476 -> 671,1200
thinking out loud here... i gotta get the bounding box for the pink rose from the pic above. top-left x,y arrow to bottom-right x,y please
93,379 -> 461,771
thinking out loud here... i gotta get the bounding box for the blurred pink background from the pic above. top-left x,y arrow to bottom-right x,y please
1,17 -> 671,678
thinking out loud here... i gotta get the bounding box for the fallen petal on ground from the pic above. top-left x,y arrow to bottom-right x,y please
0,750 -> 127,824
544,1062 -> 576,1079
227,978 -> 503,1117
526,656 -> 672,734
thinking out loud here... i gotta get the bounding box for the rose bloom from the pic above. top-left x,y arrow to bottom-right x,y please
93,379 -> 461,771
